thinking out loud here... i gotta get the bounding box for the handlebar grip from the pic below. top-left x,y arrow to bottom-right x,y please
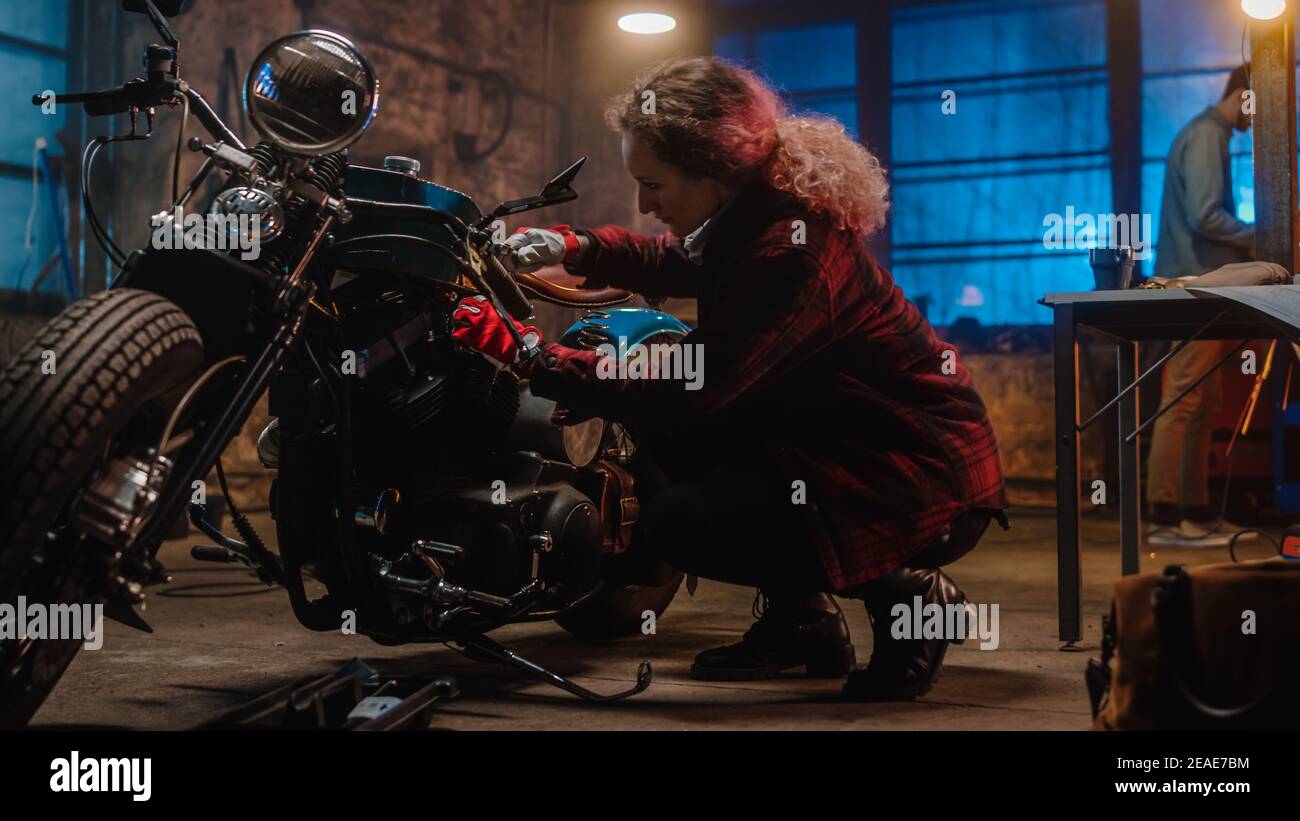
31,88 -> 131,116
483,251 -> 535,322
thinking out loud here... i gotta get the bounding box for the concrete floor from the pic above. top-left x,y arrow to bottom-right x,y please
32,508 -> 1275,730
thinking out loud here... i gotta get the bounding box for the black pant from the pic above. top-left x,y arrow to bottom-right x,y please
596,429 -> 827,595
609,439 -> 998,598
636,464 -> 831,595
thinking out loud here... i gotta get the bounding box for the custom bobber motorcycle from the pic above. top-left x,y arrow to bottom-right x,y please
0,0 -> 691,728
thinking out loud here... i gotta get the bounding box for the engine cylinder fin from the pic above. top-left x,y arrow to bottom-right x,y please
387,376 -> 451,430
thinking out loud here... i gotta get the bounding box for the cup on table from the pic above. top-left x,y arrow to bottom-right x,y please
1089,246 -> 1136,290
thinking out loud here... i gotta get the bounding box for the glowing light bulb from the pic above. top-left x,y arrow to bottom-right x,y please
1242,0 -> 1287,21
618,13 -> 677,34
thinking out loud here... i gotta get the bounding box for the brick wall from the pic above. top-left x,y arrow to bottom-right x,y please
965,349 -> 1110,508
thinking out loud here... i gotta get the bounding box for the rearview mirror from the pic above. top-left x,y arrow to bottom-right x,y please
538,156 -> 587,201
487,157 -> 587,222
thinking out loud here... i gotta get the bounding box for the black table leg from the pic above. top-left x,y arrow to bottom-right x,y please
1117,340 -> 1141,576
1054,305 -> 1082,645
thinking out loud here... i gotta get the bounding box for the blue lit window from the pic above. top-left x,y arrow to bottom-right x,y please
1,3 -> 71,295
1140,0 -> 1266,271
891,0 -> 1109,326
710,1 -> 1277,327
716,22 -> 859,139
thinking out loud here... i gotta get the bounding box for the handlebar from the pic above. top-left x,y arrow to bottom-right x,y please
182,85 -> 245,149
477,235 -> 537,325
32,79 -> 243,149
32,87 -> 132,116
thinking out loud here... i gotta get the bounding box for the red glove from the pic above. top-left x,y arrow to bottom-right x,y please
451,295 -> 542,366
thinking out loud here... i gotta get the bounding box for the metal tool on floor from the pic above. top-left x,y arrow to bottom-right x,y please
454,633 -> 653,701
195,659 -> 459,730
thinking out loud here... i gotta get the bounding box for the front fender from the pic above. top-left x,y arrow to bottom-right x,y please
558,307 -> 690,353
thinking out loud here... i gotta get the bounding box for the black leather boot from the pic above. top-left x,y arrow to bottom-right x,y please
690,591 -> 856,681
842,567 -> 968,701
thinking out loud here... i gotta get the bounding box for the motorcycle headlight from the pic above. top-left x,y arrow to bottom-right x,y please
243,29 -> 379,156
210,186 -> 285,244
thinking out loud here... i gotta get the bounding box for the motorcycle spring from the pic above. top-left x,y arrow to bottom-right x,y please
247,142 -> 279,178
574,311 -> 613,350
307,151 -> 348,197
256,247 -> 290,277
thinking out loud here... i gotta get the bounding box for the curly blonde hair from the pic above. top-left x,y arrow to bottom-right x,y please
605,56 -> 890,236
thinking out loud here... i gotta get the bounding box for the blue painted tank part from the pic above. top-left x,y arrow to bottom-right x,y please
331,164 -> 483,282
559,307 -> 691,354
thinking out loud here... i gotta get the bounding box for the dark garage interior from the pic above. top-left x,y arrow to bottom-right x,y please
1,0 -> 1299,767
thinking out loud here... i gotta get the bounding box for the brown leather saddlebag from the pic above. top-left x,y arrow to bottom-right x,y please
1088,560 -> 1300,730
586,460 -> 639,555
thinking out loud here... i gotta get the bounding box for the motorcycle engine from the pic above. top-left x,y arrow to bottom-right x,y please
271,282 -> 605,638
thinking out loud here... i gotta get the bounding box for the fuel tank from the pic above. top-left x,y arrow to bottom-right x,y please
332,163 -> 482,282
506,308 -> 693,467
558,307 -> 691,349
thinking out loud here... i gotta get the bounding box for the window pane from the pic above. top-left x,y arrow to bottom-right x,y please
893,0 -> 1107,86
892,164 -> 1112,249
0,46 -> 68,166
893,74 -> 1108,165
715,31 -> 750,63
790,93 -> 858,139
1141,0 -> 1250,74
891,0 -> 1108,325
752,23 -> 855,93
0,2 -> 67,51
1140,0 -> 1271,278
1,1 -> 71,295
892,253 -> 1095,328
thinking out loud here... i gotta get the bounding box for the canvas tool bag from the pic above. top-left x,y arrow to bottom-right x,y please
1088,559 -> 1300,730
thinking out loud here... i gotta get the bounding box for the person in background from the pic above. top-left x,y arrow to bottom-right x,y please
1146,64 -> 1259,547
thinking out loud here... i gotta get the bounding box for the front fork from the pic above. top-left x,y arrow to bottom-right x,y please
75,301 -> 311,631
137,214 -> 338,562
137,300 -> 308,563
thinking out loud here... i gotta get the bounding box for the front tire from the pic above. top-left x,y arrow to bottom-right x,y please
0,289 -> 203,728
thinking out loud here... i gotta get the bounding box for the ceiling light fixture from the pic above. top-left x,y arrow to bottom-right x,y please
1242,0 -> 1287,21
618,13 -> 677,34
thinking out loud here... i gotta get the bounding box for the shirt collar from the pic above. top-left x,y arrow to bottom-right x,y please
682,191 -> 742,264
1205,105 -> 1233,134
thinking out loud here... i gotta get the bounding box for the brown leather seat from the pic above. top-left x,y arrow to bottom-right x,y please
514,265 -> 634,308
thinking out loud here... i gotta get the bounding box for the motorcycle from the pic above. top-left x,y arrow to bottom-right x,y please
0,0 -> 693,728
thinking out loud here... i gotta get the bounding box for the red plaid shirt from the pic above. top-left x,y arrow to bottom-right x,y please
527,183 -> 1006,591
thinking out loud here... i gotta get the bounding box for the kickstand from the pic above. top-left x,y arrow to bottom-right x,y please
456,633 -> 652,702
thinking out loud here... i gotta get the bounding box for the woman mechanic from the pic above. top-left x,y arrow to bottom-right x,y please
451,57 -> 1007,701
